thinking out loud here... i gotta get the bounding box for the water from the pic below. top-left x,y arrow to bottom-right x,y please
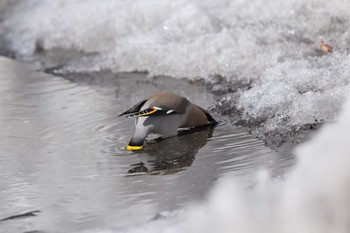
0,57 -> 293,233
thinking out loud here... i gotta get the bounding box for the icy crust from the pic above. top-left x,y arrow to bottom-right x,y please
93,95 -> 350,233
2,0 -> 350,141
215,54 -> 350,145
239,55 -> 350,125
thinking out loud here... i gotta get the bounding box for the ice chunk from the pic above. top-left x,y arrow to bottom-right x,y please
238,55 -> 350,133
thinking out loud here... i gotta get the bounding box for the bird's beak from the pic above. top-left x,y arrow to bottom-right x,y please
126,145 -> 143,151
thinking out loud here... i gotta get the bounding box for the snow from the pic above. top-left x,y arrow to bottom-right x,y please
2,0 -> 350,135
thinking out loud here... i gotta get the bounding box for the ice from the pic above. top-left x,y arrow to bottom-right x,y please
238,55 -> 350,132
2,0 -> 350,137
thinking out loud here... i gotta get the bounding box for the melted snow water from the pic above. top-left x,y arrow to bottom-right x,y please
0,57 -> 294,233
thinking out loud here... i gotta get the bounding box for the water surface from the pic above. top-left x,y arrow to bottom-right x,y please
0,57 -> 294,233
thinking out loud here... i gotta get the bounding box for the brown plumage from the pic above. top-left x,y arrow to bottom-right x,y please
119,93 -> 216,150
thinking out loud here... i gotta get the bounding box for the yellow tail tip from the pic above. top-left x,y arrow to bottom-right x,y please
126,145 -> 144,151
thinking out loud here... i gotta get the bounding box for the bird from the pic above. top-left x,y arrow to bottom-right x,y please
119,93 -> 217,151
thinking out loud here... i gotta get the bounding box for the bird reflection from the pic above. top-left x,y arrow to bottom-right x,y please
127,126 -> 215,175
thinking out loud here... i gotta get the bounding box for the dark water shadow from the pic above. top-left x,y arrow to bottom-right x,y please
127,126 -> 215,175
0,210 -> 41,221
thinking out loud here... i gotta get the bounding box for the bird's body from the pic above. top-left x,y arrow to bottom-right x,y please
119,93 -> 216,150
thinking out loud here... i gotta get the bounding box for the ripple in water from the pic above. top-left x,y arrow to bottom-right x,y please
0,57 -> 294,232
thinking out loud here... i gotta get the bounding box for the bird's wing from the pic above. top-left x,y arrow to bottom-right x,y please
123,106 -> 177,118
118,99 -> 147,117
119,93 -> 187,118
